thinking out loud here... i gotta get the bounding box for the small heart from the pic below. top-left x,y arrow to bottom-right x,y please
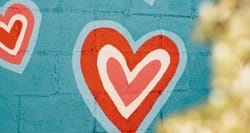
72,21 -> 187,132
0,15 -> 27,56
144,0 -> 156,6
0,1 -> 41,73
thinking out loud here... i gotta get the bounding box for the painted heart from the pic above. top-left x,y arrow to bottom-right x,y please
0,0 -> 41,73
144,0 -> 156,6
72,21 -> 187,132
98,45 -> 170,119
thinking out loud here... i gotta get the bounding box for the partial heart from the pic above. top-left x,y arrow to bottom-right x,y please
72,21 -> 187,132
144,0 -> 156,6
0,14 -> 27,56
0,0 -> 41,73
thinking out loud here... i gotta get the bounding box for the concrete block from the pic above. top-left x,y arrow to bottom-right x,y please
0,96 -> 18,133
20,95 -> 95,133
192,0 -> 203,17
131,0 -> 192,16
35,12 -> 95,53
0,54 -> 56,95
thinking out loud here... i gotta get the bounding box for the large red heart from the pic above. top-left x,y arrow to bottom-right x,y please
80,27 -> 180,132
0,4 -> 34,64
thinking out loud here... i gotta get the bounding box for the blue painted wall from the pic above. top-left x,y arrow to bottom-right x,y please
0,0 -> 210,132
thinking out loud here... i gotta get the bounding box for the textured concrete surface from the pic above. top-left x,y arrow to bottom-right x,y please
0,0 -> 210,132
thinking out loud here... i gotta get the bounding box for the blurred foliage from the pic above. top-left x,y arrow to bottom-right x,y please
156,0 -> 250,132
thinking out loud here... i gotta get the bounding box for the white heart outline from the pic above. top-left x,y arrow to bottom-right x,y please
97,45 -> 170,119
72,20 -> 187,132
0,0 -> 42,74
0,14 -> 28,55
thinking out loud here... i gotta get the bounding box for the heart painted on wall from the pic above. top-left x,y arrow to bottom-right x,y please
98,45 -> 171,119
72,21 -> 187,132
144,0 -> 156,6
0,0 -> 41,73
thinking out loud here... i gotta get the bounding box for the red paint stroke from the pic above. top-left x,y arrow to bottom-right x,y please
0,4 -> 34,64
80,28 -> 180,132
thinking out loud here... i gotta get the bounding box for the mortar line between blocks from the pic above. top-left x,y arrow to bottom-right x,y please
17,96 -> 21,133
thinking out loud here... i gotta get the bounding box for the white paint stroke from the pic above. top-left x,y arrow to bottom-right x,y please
144,0 -> 156,6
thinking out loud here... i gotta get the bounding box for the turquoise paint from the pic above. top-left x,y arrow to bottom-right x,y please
0,0 -> 210,132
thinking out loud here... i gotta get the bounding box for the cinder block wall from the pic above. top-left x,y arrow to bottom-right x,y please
0,0 -> 210,132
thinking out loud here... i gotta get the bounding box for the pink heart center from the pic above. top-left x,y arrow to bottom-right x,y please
107,57 -> 161,106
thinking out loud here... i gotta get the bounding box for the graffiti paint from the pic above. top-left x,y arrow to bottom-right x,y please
144,0 -> 156,6
0,0 -> 212,132
72,20 -> 187,132
0,0 -> 41,74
